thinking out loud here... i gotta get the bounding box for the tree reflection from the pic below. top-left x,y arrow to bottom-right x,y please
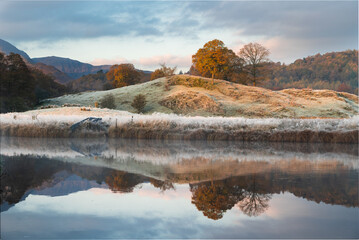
150,179 -> 175,192
105,170 -> 146,193
1,154 -> 358,219
238,191 -> 271,217
190,175 -> 272,220
1,156 -> 62,205
190,181 -> 244,220
237,175 -> 271,217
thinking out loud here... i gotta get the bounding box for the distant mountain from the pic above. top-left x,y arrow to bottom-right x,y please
0,39 -> 72,84
29,62 -> 73,84
0,39 -> 32,62
33,56 -> 111,79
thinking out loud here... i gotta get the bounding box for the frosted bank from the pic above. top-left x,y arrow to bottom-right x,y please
1,107 -> 358,143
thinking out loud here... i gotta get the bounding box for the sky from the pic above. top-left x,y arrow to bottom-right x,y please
0,1 -> 357,71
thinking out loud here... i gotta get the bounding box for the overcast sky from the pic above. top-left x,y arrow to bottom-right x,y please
0,1 -> 357,71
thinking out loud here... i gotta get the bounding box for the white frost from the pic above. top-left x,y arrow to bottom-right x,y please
1,107 -> 358,132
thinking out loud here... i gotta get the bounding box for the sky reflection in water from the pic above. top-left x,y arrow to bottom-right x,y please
1,138 -> 358,239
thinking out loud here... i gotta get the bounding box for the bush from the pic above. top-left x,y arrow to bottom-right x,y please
131,94 -> 147,113
150,63 -> 177,80
99,94 -> 116,109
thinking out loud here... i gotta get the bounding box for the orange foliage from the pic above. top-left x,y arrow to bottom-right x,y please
192,39 -> 240,83
106,63 -> 141,88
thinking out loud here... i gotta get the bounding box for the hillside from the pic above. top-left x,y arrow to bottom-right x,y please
41,75 -> 358,118
265,50 -> 358,93
33,56 -> 111,79
29,62 -> 73,84
67,70 -> 108,92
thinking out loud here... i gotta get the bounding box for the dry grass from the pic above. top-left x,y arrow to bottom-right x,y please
159,91 -> 223,114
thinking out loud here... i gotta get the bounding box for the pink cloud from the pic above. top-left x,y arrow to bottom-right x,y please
137,54 -> 192,68
90,57 -> 129,66
90,54 -> 192,70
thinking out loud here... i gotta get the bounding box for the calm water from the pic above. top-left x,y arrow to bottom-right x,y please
1,138 -> 358,239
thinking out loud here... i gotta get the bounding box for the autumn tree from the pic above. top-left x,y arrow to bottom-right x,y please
150,63 -> 177,80
106,63 -> 142,88
239,42 -> 270,86
190,181 -> 244,220
192,39 -> 241,84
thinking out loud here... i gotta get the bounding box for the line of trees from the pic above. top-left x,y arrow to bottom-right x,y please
191,39 -> 270,86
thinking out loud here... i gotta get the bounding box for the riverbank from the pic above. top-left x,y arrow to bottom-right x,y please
0,107 -> 358,143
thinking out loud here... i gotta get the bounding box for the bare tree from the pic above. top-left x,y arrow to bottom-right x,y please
239,43 -> 270,86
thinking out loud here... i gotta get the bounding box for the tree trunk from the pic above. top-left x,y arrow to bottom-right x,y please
212,72 -> 215,85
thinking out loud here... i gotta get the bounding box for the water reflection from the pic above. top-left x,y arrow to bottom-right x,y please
1,137 -> 358,238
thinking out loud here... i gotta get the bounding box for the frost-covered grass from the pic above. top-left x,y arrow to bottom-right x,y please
1,107 -> 358,131
1,107 -> 358,142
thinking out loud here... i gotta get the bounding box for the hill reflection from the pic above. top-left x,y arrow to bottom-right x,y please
1,137 -> 358,220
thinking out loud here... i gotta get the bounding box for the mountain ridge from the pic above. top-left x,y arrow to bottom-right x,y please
32,56 -> 111,79
0,39 -> 32,62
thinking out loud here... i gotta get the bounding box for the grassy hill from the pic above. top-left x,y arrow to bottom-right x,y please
41,75 -> 358,118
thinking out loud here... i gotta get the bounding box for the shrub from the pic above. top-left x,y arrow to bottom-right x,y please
131,94 -> 147,113
150,63 -> 177,80
99,94 -> 116,109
